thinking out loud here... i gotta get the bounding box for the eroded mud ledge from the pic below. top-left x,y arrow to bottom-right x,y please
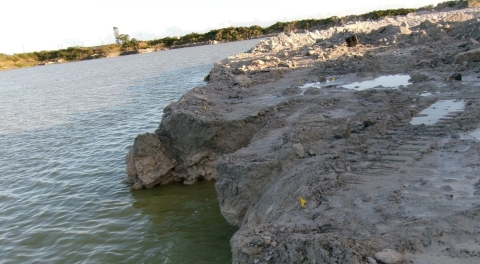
126,5 -> 480,263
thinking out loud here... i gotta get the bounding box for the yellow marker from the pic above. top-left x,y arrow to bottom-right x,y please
331,77 -> 336,81
299,197 -> 306,209
203,105 -> 207,110
446,77 -> 450,82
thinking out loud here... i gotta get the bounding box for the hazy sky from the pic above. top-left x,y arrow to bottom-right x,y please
1,0 -> 445,54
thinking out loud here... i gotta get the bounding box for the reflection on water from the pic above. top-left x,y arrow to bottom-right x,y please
299,75 -> 410,91
131,181 -> 237,263
460,127 -> 480,141
410,100 -> 465,125
342,75 -> 410,90
0,39 -> 261,263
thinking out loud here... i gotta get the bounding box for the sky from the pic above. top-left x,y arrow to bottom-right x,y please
1,0 -> 445,54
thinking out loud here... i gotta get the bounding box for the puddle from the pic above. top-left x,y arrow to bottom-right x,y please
471,128 -> 480,140
342,75 -> 410,90
410,100 -> 465,125
459,128 -> 480,141
299,75 -> 410,91
299,77 -> 340,89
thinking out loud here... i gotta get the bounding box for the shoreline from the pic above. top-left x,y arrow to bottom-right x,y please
126,3 -> 480,264
0,35 -> 273,72
1,3 -> 454,72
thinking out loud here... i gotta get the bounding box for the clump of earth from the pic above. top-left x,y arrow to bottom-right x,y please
126,4 -> 480,263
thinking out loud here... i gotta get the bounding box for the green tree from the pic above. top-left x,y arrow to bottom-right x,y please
130,38 -> 139,51
118,34 -> 131,50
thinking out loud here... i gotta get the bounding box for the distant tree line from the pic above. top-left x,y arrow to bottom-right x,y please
4,2 -> 468,70
146,9 -> 415,48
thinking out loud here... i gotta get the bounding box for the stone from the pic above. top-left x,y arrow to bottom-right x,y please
292,143 -> 305,158
346,35 -> 359,47
263,235 -> 272,245
408,73 -> 429,83
416,60 -> 432,67
367,257 -> 378,264
125,133 -> 176,188
374,249 -> 403,264
122,177 -> 133,184
282,86 -> 301,95
449,72 -> 462,81
278,61 -> 294,68
455,48 -> 480,63
252,60 -> 265,66
234,75 -> 252,87
363,120 -> 376,127
304,87 -> 320,95
132,179 -> 144,190
250,236 -> 265,248
469,37 -> 480,47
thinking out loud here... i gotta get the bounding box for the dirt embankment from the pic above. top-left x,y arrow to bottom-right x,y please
126,5 -> 480,264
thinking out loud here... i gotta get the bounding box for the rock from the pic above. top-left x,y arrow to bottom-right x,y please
324,172 -> 338,181
363,120 -> 376,127
416,60 -> 432,67
346,35 -> 359,47
234,75 -> 252,87
250,236 -> 265,247
263,235 -> 272,245
122,177 -> 133,184
304,87 -> 321,95
278,61 -> 294,68
132,179 -> 144,190
216,160 -> 283,226
367,257 -> 378,264
252,60 -> 265,66
469,37 -> 480,47
282,86 -> 301,95
292,143 -> 305,158
125,133 -> 176,188
455,48 -> 480,63
408,73 -> 429,83
203,73 -> 210,81
374,249 -> 403,264
449,72 -> 462,81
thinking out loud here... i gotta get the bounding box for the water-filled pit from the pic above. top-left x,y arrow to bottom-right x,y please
410,100 -> 465,125
299,75 -> 411,91
342,75 -> 410,90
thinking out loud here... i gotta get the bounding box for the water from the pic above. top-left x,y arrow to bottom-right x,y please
299,74 -> 410,91
342,75 -> 410,90
0,39 -> 261,263
410,100 -> 465,125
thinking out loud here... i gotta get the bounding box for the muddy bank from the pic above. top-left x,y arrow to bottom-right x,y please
126,5 -> 480,264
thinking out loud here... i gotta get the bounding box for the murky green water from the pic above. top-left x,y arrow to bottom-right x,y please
0,39 -> 259,263
131,181 -> 237,263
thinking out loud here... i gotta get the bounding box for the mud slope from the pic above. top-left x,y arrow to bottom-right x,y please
126,5 -> 480,263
